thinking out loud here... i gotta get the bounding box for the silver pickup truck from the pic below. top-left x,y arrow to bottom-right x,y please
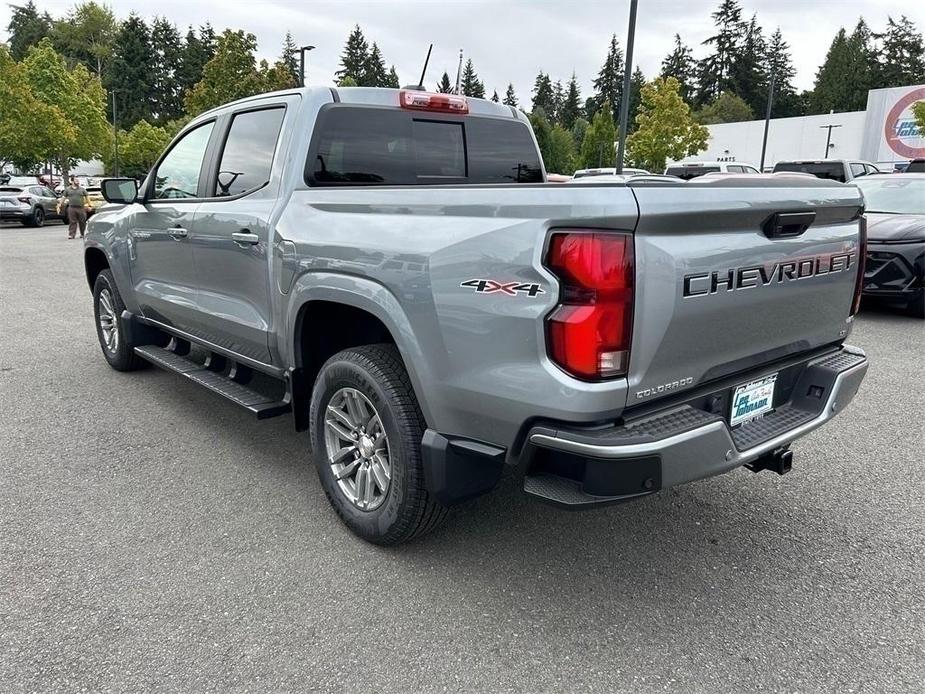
86,87 -> 869,544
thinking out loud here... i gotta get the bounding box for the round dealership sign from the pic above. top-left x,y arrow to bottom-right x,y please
883,86 -> 925,159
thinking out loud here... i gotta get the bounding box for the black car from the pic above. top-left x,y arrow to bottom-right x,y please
854,173 -> 925,317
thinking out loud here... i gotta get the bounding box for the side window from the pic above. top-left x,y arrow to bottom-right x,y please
214,107 -> 285,197
865,164 -> 880,175
744,166 -> 759,174
850,163 -> 866,178
30,186 -> 45,196
727,165 -> 744,173
152,121 -> 214,199
43,187 -> 56,197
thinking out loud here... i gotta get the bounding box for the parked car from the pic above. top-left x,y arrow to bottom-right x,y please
85,86 -> 869,545
85,186 -> 105,215
905,158 -> 925,173
773,159 -> 881,182
0,184 -> 62,226
663,161 -> 760,179
572,167 -> 650,178
853,173 -> 925,317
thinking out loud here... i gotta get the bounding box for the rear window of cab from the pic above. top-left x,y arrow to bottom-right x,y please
305,105 -> 543,186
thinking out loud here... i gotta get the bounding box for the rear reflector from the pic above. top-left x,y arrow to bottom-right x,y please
400,90 -> 468,114
545,231 -> 634,380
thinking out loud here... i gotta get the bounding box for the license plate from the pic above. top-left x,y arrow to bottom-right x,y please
730,374 -> 777,427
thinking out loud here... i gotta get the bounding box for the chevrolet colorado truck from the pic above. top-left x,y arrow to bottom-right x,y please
86,87 -> 869,544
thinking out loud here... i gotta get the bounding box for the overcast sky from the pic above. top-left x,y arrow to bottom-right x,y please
3,0 -> 924,99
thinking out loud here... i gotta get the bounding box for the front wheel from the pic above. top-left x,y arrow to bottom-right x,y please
93,270 -> 145,371
309,344 -> 447,545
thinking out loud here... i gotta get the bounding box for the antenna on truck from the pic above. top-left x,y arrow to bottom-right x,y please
417,43 -> 433,90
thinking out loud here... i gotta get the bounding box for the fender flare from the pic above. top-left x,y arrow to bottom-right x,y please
285,272 -> 437,424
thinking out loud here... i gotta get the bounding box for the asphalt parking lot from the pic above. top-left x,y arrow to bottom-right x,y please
1,223 -> 923,693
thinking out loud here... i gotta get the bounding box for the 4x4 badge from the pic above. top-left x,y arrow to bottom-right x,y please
460,279 -> 545,297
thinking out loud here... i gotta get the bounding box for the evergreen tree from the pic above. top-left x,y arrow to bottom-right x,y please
730,14 -> 767,116
551,79 -> 565,123
107,14 -> 155,127
810,20 -> 875,114
150,17 -> 184,124
336,25 -> 369,86
531,72 -> 555,114
764,28 -> 800,117
176,26 -> 216,99
437,71 -> 453,93
697,0 -> 745,106
591,35 -> 624,121
503,83 -> 518,107
280,31 -> 300,85
878,16 -> 925,88
460,59 -> 485,98
491,90 -> 500,103
661,34 -> 696,103
627,67 -> 646,130
560,73 -> 582,129
364,43 -> 388,87
385,66 -> 400,88
7,1 -> 52,60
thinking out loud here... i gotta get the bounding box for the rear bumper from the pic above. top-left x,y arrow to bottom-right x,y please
0,209 -> 28,220
523,346 -> 868,508
863,241 -> 924,302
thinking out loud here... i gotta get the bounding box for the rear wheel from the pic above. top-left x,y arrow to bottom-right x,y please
23,207 -> 44,227
93,269 -> 144,371
309,344 -> 447,545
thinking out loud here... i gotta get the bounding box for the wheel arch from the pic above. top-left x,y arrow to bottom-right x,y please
84,246 -> 110,290
287,275 -> 438,427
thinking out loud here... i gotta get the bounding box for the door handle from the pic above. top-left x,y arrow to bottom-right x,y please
168,227 -> 188,239
232,231 -> 260,246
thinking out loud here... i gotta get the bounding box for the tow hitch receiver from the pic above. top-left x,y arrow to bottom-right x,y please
745,447 -> 793,476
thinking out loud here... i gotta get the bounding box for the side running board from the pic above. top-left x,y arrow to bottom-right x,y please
134,345 -> 291,419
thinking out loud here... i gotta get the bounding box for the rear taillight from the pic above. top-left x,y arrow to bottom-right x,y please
850,216 -> 867,316
17,197 -> 30,204
545,231 -> 634,380
399,90 -> 468,114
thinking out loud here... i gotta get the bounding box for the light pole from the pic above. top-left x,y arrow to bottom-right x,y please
820,123 -> 841,158
615,0 -> 638,173
759,67 -> 776,171
111,89 -> 120,177
299,45 -> 315,87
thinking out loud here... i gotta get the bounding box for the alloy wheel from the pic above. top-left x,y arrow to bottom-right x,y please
323,387 -> 391,511
97,288 -> 119,353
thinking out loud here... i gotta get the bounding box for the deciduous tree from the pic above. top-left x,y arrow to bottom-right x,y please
579,98 -> 617,168
185,30 -> 265,115
695,91 -> 754,124
104,119 -> 171,178
50,1 -> 116,76
627,77 -> 709,172
21,39 -> 108,179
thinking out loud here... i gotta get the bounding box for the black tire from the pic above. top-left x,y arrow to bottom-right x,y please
92,269 -> 145,371
28,207 -> 45,227
309,344 -> 447,545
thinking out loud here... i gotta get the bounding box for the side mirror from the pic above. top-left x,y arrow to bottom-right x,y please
101,177 -> 138,204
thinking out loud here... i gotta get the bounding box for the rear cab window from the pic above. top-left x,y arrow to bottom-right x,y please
214,107 -> 286,197
774,162 -> 846,182
664,165 -> 720,180
305,105 -> 543,186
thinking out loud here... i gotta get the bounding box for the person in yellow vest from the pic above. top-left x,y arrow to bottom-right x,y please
58,176 -> 90,239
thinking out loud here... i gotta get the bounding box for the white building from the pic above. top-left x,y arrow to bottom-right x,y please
673,83 -> 925,171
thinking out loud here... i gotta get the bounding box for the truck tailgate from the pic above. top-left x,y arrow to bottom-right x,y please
627,177 -> 863,406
